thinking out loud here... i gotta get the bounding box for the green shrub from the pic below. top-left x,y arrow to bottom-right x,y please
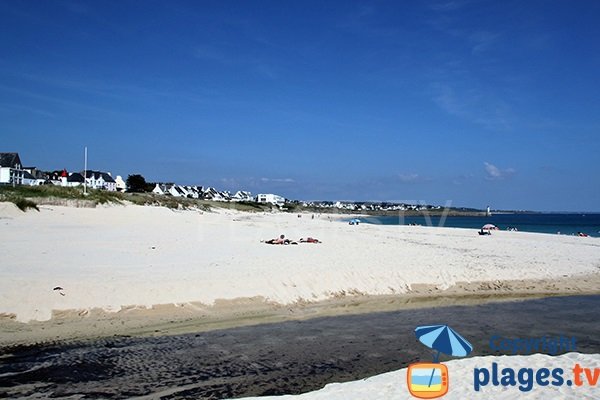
13,197 -> 39,211
0,192 -> 39,212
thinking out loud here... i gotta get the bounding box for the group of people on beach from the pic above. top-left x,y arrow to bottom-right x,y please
262,234 -> 321,245
480,227 -> 591,237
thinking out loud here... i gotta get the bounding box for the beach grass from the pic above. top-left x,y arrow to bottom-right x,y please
0,185 -> 484,215
0,185 -> 279,212
0,184 -> 121,208
5,195 -> 39,211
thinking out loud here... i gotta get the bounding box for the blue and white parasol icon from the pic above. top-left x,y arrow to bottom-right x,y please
415,324 -> 473,388
415,324 -> 473,363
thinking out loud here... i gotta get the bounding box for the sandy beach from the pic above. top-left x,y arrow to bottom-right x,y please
1,203 -> 599,346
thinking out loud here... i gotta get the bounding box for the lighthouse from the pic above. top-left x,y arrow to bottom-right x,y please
486,205 -> 492,217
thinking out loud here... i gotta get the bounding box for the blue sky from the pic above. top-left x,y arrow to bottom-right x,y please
1,0 -> 599,211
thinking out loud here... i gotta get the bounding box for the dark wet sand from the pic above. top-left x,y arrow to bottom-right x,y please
1,295 -> 599,399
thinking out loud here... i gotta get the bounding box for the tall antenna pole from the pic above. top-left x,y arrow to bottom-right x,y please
84,146 -> 88,195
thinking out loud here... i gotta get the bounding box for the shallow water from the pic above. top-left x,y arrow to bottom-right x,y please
361,213 -> 600,237
1,296 -> 599,399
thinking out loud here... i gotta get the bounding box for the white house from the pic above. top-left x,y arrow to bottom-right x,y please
220,190 -> 232,201
152,183 -> 167,195
22,171 -> 38,186
22,166 -> 45,185
0,153 -> 25,185
203,187 -> 227,201
256,193 -> 285,206
231,191 -> 253,202
66,172 -> 85,187
169,185 -> 187,197
83,170 -> 117,191
115,175 -> 127,192
183,185 -> 202,199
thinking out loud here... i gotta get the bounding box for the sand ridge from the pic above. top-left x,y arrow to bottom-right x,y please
2,275 -> 599,347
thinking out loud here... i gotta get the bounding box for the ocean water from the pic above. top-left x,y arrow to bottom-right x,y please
358,213 -> 600,237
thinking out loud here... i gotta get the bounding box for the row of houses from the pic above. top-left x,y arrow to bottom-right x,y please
151,183 -> 285,206
0,152 -> 125,191
152,183 -> 253,202
3,152 -> 448,211
301,200 -> 443,212
51,169 -> 125,191
2,152 -> 287,206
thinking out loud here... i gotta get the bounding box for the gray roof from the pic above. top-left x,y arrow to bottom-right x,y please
23,171 -> 35,180
68,172 -> 85,183
101,173 -> 115,183
154,183 -> 169,192
0,153 -> 22,168
82,170 -> 116,183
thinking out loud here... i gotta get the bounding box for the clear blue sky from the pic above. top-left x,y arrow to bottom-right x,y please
1,0 -> 599,211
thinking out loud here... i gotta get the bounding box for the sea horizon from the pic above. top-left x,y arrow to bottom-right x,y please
358,212 -> 600,237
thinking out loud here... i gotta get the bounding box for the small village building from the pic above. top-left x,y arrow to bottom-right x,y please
82,170 -> 117,191
231,191 -> 253,202
169,185 -> 187,197
0,153 -> 25,185
115,175 -> 127,192
66,172 -> 85,187
152,183 -> 168,195
22,171 -> 38,185
256,193 -> 285,206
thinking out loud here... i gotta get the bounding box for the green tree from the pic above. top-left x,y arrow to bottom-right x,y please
126,174 -> 148,192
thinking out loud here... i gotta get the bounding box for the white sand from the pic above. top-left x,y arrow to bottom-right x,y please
1,203 -> 599,322
232,353 -> 600,399
0,202 -> 24,219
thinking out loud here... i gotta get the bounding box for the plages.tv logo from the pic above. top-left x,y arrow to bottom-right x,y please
407,324 -> 473,399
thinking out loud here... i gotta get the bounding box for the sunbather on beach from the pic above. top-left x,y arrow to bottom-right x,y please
299,237 -> 321,243
263,235 -> 298,245
264,234 -> 286,244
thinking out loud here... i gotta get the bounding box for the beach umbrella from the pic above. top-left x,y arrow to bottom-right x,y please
415,324 -> 473,362
415,324 -> 473,387
482,223 -> 497,230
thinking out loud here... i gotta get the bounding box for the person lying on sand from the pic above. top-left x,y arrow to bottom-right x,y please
264,234 -> 285,244
262,235 -> 298,245
299,237 -> 321,243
